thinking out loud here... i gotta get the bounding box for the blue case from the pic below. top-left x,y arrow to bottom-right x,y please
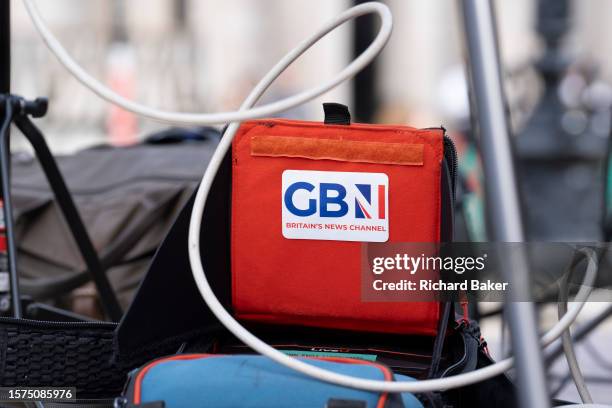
119,354 -> 423,408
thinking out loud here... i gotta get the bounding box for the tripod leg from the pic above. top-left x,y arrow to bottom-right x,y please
0,100 -> 21,318
14,114 -> 123,321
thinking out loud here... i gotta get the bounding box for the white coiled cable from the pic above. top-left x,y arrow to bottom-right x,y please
22,0 -> 391,125
23,0 -> 601,396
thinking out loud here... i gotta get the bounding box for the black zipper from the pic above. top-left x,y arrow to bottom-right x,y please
423,126 -> 458,202
442,131 -> 458,201
0,315 -> 117,329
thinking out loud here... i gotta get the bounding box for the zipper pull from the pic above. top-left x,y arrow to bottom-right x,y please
455,298 -> 470,326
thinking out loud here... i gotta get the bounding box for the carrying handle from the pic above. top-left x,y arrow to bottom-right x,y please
323,103 -> 351,125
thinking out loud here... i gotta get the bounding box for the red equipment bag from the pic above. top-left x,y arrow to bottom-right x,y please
231,104 -> 456,336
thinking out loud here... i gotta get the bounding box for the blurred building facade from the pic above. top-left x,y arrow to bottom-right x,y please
6,0 -> 612,151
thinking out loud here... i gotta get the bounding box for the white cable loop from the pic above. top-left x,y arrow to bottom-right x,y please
24,0 -> 600,395
23,0 -> 391,126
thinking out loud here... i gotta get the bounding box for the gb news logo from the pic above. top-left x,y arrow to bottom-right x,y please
282,170 -> 389,242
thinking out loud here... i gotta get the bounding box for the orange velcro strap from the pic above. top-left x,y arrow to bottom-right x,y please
251,135 -> 424,166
